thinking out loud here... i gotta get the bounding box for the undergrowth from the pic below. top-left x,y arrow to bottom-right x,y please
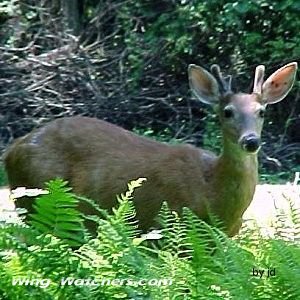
0,178 -> 299,299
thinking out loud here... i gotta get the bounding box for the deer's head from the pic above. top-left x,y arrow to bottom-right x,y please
188,62 -> 298,154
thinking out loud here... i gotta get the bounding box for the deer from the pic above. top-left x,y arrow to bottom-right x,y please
3,62 -> 297,236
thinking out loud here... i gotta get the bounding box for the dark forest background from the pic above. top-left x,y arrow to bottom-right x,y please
0,0 -> 299,181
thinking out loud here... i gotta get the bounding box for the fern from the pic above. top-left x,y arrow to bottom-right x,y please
0,179 -> 299,299
29,179 -> 86,247
157,203 -> 192,257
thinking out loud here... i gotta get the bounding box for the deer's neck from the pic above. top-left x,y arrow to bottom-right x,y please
212,137 -> 258,231
221,137 -> 258,171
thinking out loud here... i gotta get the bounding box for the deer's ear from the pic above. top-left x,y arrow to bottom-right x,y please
188,64 -> 220,105
262,62 -> 297,104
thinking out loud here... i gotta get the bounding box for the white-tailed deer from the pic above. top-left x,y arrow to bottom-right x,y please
4,62 -> 297,236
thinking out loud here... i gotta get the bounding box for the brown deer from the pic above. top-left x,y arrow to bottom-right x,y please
4,62 -> 297,236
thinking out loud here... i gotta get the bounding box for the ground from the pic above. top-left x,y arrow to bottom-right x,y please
243,183 -> 300,237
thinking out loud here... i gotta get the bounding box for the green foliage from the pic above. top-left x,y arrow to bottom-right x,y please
0,0 -> 20,17
0,165 -> 8,186
0,179 -> 299,299
30,179 -> 86,247
202,112 -> 222,153
260,168 -> 300,184
118,0 -> 300,77
134,127 -> 183,144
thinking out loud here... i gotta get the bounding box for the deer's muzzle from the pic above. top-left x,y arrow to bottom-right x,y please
240,134 -> 261,153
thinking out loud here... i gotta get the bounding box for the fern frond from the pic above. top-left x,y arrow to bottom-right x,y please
29,179 -> 86,247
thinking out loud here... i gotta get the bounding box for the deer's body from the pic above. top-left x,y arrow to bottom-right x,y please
4,62 -> 297,236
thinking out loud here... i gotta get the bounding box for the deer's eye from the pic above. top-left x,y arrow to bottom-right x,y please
259,109 -> 265,118
223,107 -> 234,119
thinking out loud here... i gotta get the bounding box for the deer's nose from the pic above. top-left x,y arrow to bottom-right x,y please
240,134 -> 261,153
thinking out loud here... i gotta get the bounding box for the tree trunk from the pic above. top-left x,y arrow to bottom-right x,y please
61,0 -> 81,36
